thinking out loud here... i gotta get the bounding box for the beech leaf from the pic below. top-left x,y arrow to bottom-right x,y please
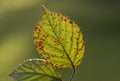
10,59 -> 62,81
33,6 -> 85,68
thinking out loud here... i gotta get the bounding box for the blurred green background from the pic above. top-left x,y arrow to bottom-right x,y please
0,0 -> 120,81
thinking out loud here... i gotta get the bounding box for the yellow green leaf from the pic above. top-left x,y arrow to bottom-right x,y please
33,6 -> 85,68
10,59 -> 62,81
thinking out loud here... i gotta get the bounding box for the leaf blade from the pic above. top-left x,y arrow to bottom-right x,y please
33,7 -> 85,68
10,59 -> 62,81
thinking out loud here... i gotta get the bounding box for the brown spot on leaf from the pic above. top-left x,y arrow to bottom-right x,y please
45,35 -> 49,39
53,40 -> 59,46
64,18 -> 67,22
62,29 -> 64,31
70,37 -> 72,41
69,20 -> 73,24
37,43 -> 44,50
79,42 -> 84,51
33,37 -> 38,40
57,13 -> 60,16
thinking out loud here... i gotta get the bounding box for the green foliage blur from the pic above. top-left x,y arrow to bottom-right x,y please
0,0 -> 120,81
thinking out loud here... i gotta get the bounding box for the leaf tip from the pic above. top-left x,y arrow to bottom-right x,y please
9,72 -> 14,78
41,5 -> 46,11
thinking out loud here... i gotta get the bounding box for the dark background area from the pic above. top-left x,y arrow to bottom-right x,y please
0,0 -> 120,81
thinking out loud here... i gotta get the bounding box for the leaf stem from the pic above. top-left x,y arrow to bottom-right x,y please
69,67 -> 76,81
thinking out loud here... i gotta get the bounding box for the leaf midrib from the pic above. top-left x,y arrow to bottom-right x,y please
14,72 -> 62,81
45,11 -> 75,69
